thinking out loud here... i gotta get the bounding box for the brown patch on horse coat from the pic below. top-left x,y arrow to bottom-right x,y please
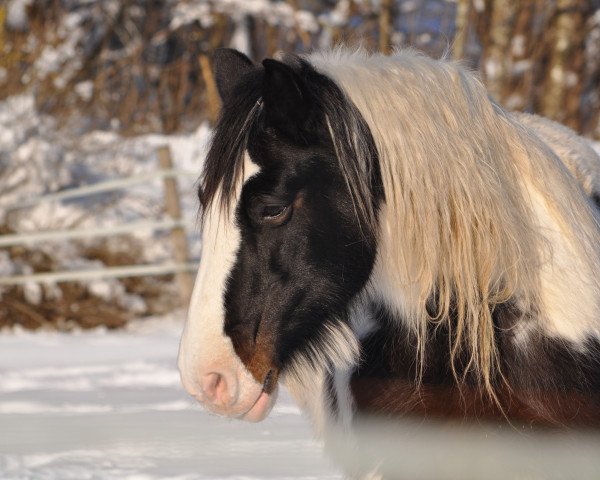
350,378 -> 600,428
350,302 -> 600,428
232,332 -> 279,392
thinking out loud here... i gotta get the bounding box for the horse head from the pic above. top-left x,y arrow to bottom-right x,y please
178,49 -> 383,422
179,48 -> 600,437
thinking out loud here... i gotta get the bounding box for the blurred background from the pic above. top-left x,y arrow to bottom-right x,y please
1,0 -> 600,331
1,1 -> 600,478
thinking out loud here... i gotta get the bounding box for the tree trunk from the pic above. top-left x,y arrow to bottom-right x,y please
483,0 -> 518,103
540,0 -> 589,130
502,1 -> 538,111
453,0 -> 471,59
379,0 -> 394,55
586,9 -> 600,137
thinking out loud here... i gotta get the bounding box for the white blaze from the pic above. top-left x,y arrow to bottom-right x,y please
178,156 -> 275,420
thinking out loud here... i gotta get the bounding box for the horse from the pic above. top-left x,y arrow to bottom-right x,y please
178,47 -> 600,473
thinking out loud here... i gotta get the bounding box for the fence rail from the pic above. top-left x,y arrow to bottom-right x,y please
5,168 -> 196,211
0,262 -> 198,286
0,147 -> 197,304
0,218 -> 194,248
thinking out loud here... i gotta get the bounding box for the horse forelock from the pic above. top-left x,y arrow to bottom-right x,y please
199,75 -> 263,224
202,56 -> 383,237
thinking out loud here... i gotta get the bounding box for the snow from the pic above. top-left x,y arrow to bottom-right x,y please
2,313 -> 600,479
511,35 -> 526,57
74,81 -> 94,102
169,0 -> 308,32
512,59 -> 532,75
0,94 -> 209,314
230,15 -> 252,57
0,95 -> 209,233
484,58 -> 501,80
22,281 -> 42,305
473,0 -> 485,13
0,314 -> 343,479
6,0 -> 33,32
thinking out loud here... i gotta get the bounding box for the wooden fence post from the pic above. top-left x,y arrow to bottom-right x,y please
157,146 -> 194,306
199,53 -> 221,125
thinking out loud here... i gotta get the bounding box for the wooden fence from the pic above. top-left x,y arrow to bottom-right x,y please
0,146 -> 197,305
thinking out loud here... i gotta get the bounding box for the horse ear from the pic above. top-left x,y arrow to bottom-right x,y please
213,49 -> 255,104
261,58 -> 311,134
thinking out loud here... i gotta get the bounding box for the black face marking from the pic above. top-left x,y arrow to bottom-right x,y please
204,50 -> 383,384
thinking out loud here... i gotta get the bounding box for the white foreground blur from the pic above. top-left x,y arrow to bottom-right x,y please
0,314 -> 342,480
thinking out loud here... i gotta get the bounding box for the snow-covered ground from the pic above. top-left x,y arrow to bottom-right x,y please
3,316 -> 600,480
0,315 -> 342,479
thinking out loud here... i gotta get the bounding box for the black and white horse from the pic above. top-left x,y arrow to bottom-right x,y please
178,48 -> 600,453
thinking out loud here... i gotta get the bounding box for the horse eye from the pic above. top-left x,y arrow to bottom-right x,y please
261,205 -> 291,225
262,205 -> 286,218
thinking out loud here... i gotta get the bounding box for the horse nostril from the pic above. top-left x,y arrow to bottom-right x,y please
200,372 -> 220,400
201,372 -> 233,407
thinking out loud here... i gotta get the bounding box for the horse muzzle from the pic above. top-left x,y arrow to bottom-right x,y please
179,358 -> 278,422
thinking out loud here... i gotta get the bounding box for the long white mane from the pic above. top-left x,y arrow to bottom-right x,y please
308,49 -> 600,395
